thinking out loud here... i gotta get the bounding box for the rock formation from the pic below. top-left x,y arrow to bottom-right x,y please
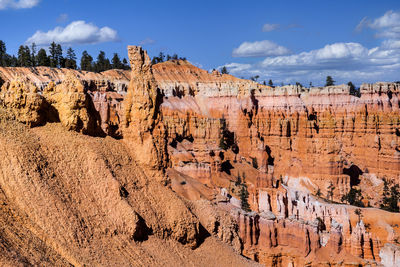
0,46 -> 399,266
123,46 -> 167,171
0,78 -> 45,126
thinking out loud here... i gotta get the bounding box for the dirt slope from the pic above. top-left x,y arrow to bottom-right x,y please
0,116 -> 258,266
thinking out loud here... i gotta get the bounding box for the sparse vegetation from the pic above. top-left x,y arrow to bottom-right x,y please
380,178 -> 400,212
315,188 -> 321,197
250,75 -> 260,82
218,117 -> 237,151
341,188 -> 364,207
151,51 -> 187,64
325,76 -> 335,86
354,208 -> 363,223
348,81 -> 361,97
326,182 -> 335,201
239,173 -> 251,212
221,66 -> 229,74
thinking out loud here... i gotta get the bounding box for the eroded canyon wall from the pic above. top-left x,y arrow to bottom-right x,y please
1,48 -> 400,266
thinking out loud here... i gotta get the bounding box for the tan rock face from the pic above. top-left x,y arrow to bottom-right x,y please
43,74 -> 102,135
0,78 -> 45,126
123,45 -> 167,171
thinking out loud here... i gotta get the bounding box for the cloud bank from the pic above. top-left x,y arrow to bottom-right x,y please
0,0 -> 40,9
224,11 -> 400,85
232,40 -> 290,57
26,20 -> 119,45
262,23 -> 280,32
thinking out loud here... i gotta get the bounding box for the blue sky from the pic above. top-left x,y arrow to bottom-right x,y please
1,0 -> 400,86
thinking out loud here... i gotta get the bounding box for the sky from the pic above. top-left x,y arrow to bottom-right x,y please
0,0 -> 400,86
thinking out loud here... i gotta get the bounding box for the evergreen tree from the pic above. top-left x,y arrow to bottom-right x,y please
152,52 -> 165,64
56,44 -> 64,68
30,43 -> 37,67
341,188 -> 364,207
239,175 -> 251,212
80,50 -> 93,71
17,45 -> 31,67
235,172 -> 242,186
268,79 -> 273,87
348,81 -> 361,97
49,42 -> 58,68
0,40 -> 7,66
380,178 -> 400,212
111,53 -> 123,69
354,208 -> 363,223
250,75 -> 260,82
122,58 -> 130,70
221,66 -> 229,74
7,55 -> 18,67
36,48 -> 50,66
316,188 -> 321,197
325,76 -> 335,86
327,182 -> 335,201
94,51 -> 111,72
65,47 -> 77,69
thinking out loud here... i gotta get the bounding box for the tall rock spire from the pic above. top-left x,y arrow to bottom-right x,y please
124,46 -> 167,171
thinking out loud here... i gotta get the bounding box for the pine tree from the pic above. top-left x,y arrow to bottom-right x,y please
7,55 -> 18,67
80,50 -> 93,71
381,179 -> 400,212
0,40 -> 7,67
235,172 -> 242,186
36,48 -> 50,66
327,182 -> 335,201
94,51 -> 111,72
325,76 -> 335,86
56,44 -> 64,68
111,53 -> 123,69
122,58 -> 130,70
30,43 -> 37,67
316,188 -> 321,197
341,188 -> 364,207
221,66 -> 229,74
240,175 -> 251,212
49,42 -> 58,68
17,45 -> 31,67
354,208 -> 363,223
65,47 -> 77,69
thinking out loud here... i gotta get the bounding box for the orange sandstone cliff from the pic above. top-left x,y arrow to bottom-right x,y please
0,47 -> 399,266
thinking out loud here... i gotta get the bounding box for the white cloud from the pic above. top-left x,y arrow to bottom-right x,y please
262,23 -> 280,32
355,17 -> 369,32
139,38 -> 155,46
0,0 -> 40,9
232,40 -> 291,57
57,13 -> 68,23
26,20 -> 119,45
223,10 -> 400,85
223,41 -> 400,85
357,10 -> 400,39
